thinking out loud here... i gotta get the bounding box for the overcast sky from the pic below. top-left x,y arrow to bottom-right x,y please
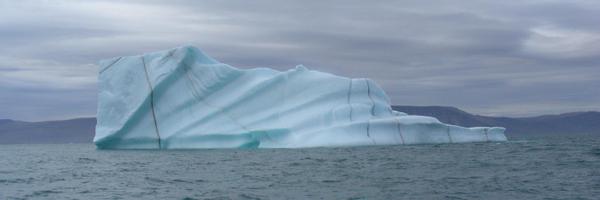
1,0 -> 599,121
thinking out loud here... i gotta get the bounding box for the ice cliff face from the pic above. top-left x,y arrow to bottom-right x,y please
94,46 -> 507,149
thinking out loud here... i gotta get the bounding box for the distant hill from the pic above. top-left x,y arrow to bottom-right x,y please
0,118 -> 95,144
0,106 -> 598,144
392,106 -> 600,138
0,119 -> 15,125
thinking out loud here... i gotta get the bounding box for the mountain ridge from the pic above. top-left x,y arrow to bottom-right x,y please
0,117 -> 96,144
1,107 -> 598,144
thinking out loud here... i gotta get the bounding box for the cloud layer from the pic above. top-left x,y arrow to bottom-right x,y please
1,0 -> 599,121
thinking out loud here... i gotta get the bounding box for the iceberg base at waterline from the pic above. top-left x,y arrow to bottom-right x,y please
94,46 -> 507,149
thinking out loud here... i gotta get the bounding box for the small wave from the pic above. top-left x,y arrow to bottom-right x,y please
590,148 -> 600,156
239,193 -> 264,200
0,177 -> 34,184
77,157 -> 97,163
144,177 -> 166,183
508,140 -> 530,143
27,190 -> 62,198
171,179 -> 194,184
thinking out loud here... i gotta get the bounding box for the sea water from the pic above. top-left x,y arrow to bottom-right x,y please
1,136 -> 599,199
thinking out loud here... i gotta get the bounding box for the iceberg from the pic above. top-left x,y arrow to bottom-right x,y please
94,46 -> 507,149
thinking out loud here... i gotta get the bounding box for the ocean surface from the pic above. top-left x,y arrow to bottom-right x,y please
1,136 -> 599,200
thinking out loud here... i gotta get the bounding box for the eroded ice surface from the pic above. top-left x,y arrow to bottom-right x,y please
94,46 -> 507,149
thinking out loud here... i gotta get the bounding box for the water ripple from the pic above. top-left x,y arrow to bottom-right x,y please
0,136 -> 599,199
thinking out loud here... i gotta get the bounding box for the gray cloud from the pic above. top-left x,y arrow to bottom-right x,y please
0,0 -> 599,121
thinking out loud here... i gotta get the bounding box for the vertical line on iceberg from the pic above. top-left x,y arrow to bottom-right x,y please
484,128 -> 489,142
141,56 -> 162,149
366,119 -> 376,145
366,79 -> 375,116
279,72 -> 288,124
446,126 -> 453,143
347,79 -> 353,122
395,118 -> 405,145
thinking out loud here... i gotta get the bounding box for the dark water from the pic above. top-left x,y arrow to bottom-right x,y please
1,136 -> 599,200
